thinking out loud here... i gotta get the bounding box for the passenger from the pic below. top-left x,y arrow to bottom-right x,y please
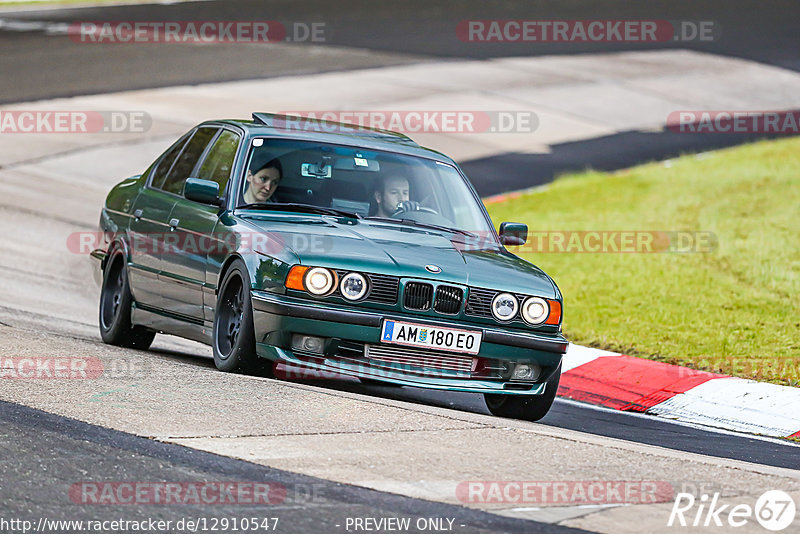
243,158 -> 282,204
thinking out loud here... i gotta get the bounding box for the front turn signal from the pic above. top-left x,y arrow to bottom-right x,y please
285,265 -> 309,291
545,300 -> 562,325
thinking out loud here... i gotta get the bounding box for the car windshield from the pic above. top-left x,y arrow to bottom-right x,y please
237,138 -> 496,241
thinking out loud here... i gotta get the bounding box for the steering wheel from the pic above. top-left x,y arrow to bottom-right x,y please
391,200 -> 439,217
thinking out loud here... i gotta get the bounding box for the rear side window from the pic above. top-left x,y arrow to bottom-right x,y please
161,127 -> 217,195
196,130 -> 240,195
149,133 -> 191,190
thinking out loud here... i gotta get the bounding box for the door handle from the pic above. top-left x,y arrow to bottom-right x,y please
133,209 -> 143,221
169,218 -> 179,230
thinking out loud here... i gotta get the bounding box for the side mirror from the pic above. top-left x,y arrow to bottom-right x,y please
499,222 -> 528,246
184,178 -> 221,206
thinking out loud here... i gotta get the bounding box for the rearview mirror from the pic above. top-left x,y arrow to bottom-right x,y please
184,178 -> 221,206
499,222 -> 528,246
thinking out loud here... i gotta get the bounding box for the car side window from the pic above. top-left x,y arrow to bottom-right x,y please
196,130 -> 240,196
161,127 -> 217,195
149,133 -> 191,190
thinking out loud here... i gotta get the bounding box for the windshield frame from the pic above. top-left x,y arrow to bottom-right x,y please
232,135 -> 502,245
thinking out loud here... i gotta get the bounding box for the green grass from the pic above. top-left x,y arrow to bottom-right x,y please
485,137 -> 800,385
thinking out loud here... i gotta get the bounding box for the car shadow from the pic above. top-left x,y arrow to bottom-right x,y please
134,348 -> 536,419
278,373 -> 494,417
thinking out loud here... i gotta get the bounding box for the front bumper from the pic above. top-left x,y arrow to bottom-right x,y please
251,290 -> 566,395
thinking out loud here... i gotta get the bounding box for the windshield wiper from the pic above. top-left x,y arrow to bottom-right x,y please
365,217 -> 479,238
238,203 -> 361,219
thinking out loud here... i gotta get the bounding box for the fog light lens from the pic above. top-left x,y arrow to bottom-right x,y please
512,363 -> 541,381
291,334 -> 325,354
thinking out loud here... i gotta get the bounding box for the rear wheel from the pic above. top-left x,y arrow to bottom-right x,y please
99,253 -> 155,349
484,362 -> 561,421
213,259 -> 272,376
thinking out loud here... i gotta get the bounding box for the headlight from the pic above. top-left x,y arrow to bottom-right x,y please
340,272 -> 368,301
491,292 -> 518,321
521,296 -> 549,325
304,267 -> 335,295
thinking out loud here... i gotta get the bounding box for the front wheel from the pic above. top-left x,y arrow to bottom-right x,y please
99,253 -> 155,349
213,259 -> 272,376
484,362 -> 561,422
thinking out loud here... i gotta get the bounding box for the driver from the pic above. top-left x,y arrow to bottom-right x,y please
373,174 -> 420,217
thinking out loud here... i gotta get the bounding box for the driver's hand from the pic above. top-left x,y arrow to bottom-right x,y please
393,200 -> 420,214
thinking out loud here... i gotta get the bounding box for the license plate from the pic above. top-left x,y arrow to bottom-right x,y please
380,320 -> 482,355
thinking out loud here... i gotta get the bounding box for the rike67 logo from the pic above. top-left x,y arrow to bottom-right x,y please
669,490 -> 796,531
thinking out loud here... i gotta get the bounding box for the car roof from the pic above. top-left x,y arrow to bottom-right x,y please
206,113 -> 457,165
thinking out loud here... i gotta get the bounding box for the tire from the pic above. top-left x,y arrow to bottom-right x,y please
99,253 -> 156,350
484,362 -> 562,422
212,259 -> 272,376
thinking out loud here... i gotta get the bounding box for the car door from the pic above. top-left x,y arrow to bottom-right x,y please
191,128 -> 242,323
164,128 -> 241,325
127,132 -> 190,310
157,126 -> 219,321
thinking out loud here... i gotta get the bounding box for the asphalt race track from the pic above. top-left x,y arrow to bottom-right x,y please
0,401 -> 580,534
2,0 -> 799,104
339,382 -> 800,470
1,1 -> 799,532
1,0 -> 799,191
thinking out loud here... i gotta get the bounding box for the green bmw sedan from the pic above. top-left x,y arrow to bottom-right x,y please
93,113 -> 567,421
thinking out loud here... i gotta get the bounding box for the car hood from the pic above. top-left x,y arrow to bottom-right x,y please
238,213 -> 558,298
